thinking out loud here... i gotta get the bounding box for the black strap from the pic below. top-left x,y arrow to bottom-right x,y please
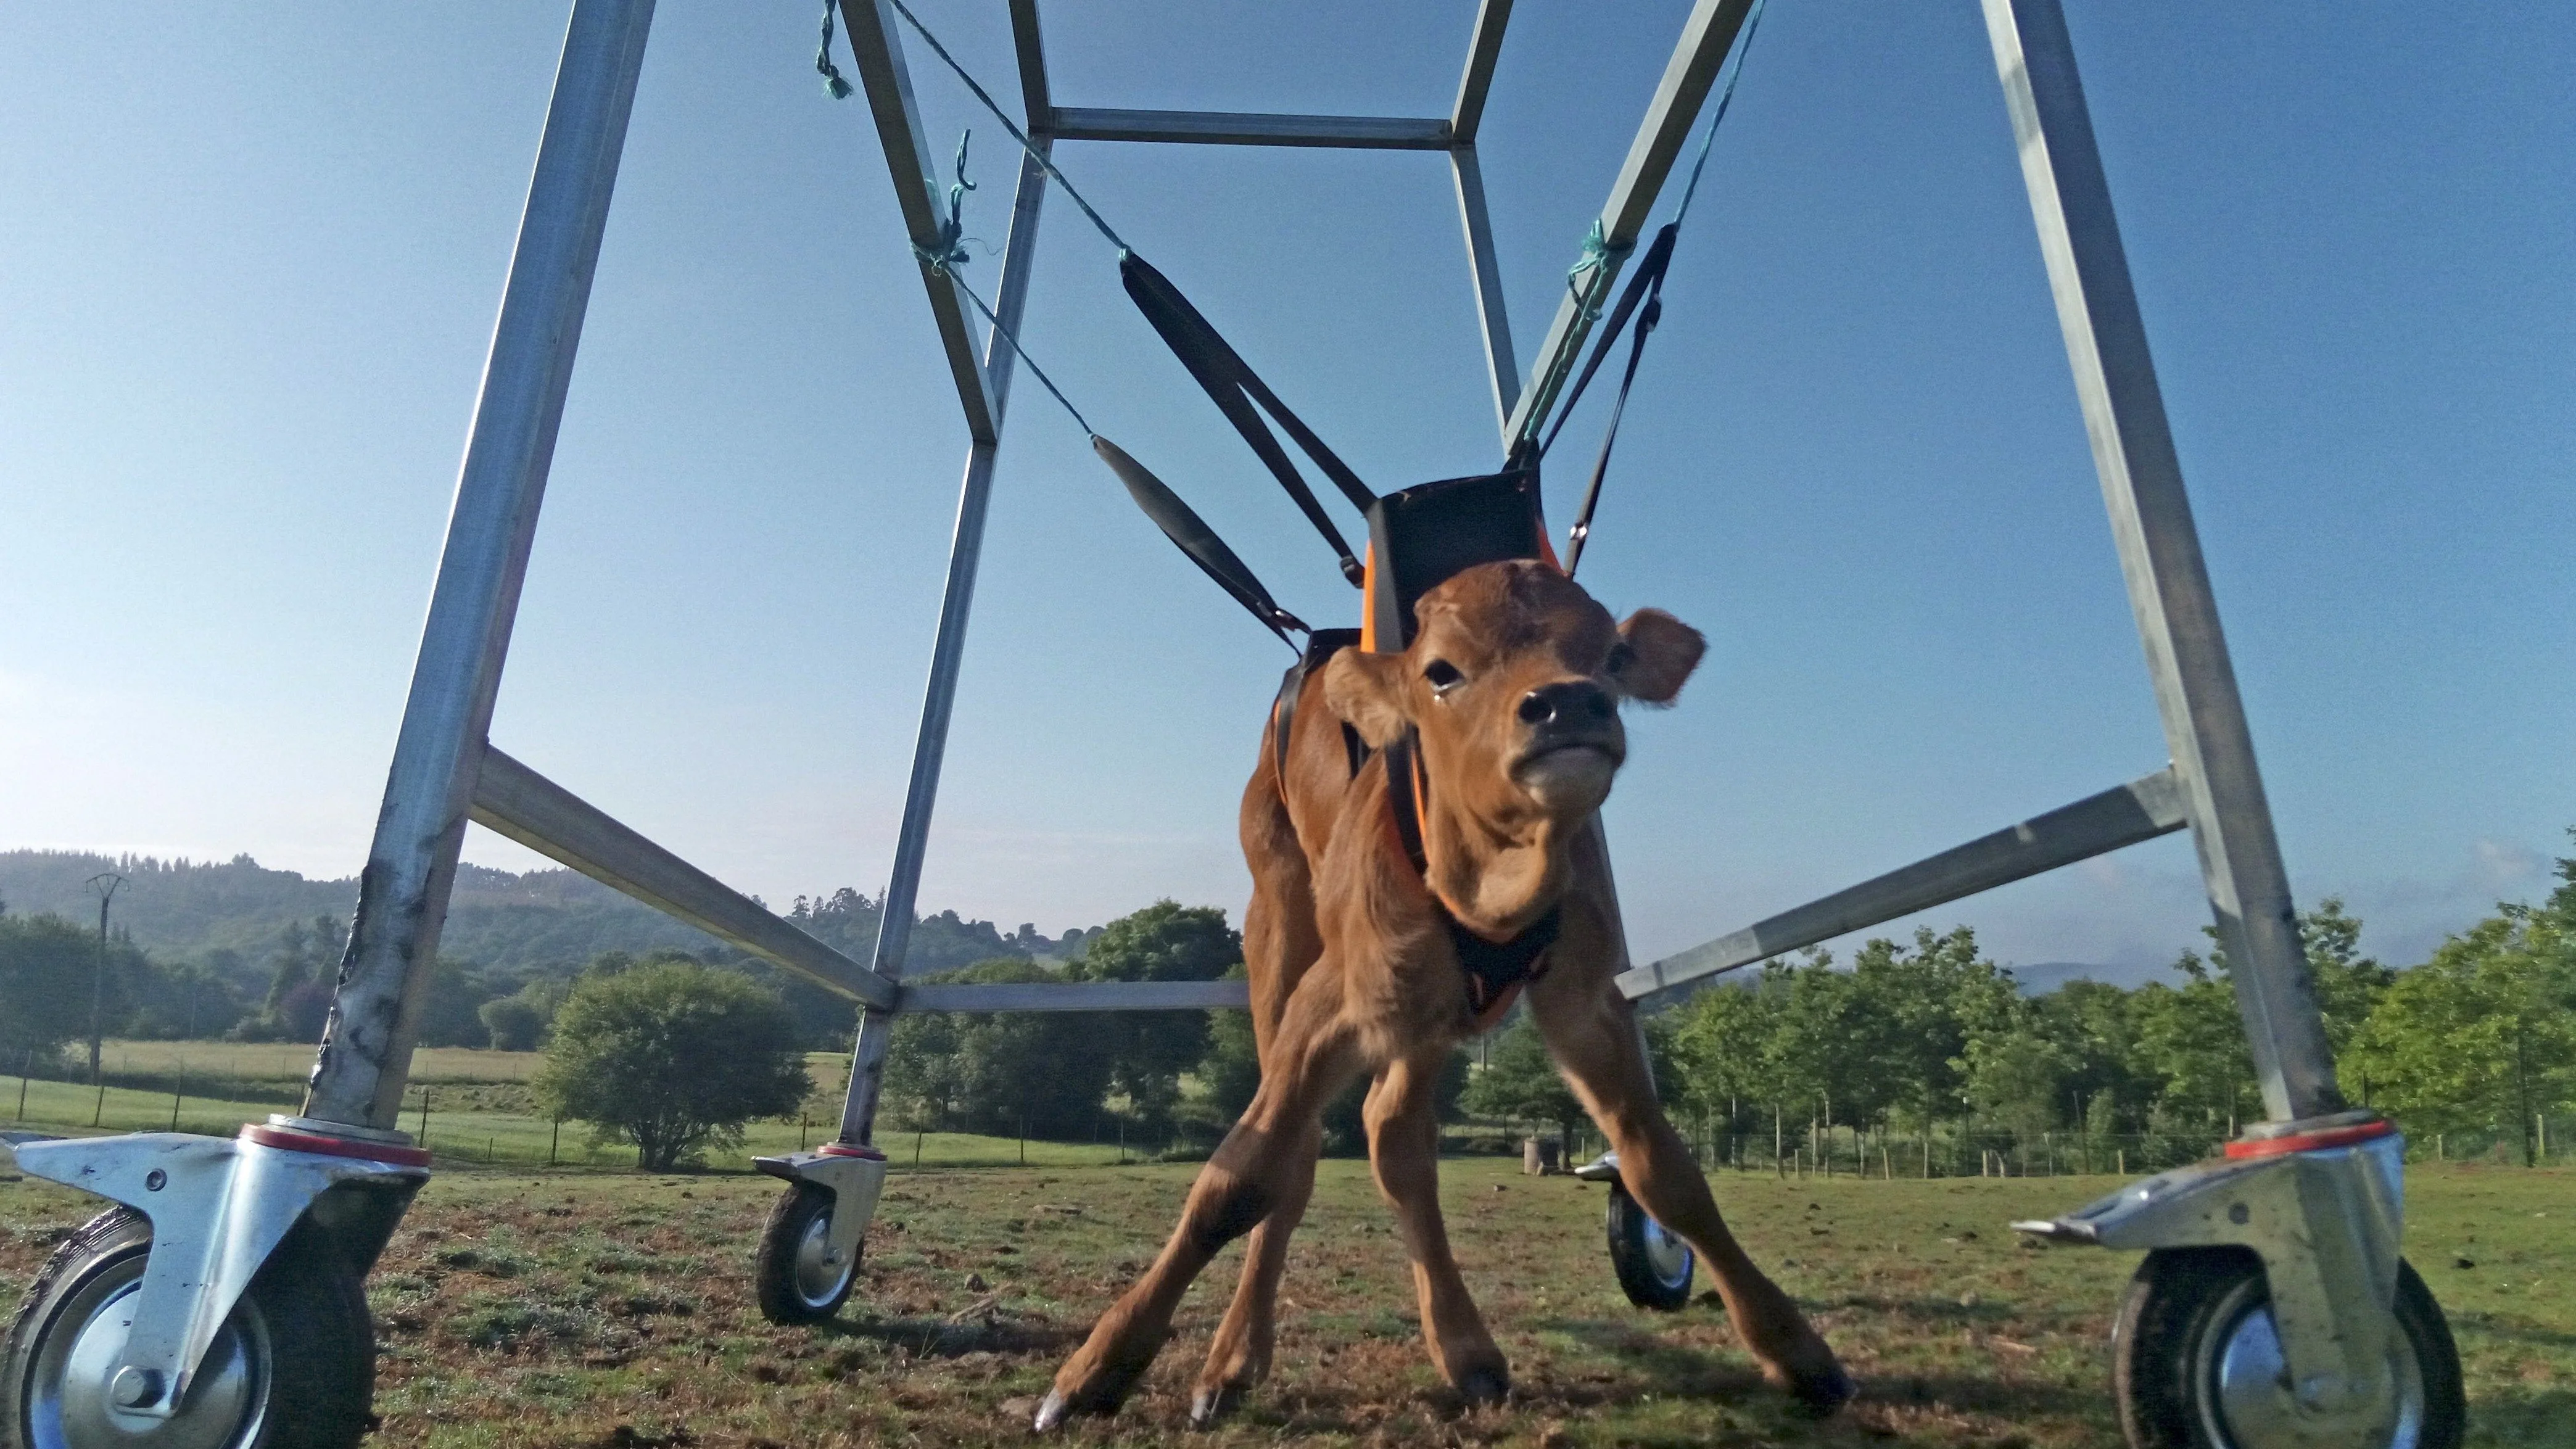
1094,436 -> 1308,649
1384,730 -> 1560,1015
1121,251 -> 1374,586
1269,629 -> 1362,782
1385,730 -> 1430,877
1535,223 -> 1679,575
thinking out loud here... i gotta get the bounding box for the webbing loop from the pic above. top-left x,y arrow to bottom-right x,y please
1121,252 -> 1374,587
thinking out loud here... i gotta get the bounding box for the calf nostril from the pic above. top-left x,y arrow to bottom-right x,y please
1517,691 -> 1555,725
1582,688 -> 1612,720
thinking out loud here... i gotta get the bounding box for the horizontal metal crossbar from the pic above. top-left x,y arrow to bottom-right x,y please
469,746 -> 899,1009
1042,107 -> 1454,149
902,979 -> 1251,1012
1617,766 -> 2189,1001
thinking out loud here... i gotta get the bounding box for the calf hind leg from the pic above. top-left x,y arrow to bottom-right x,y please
1532,985 -> 1854,1412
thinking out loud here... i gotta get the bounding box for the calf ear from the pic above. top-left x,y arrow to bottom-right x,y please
1612,609 -> 1706,705
1323,648 -> 1413,748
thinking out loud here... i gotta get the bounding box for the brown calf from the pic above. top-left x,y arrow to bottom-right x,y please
1037,559 -> 1851,1428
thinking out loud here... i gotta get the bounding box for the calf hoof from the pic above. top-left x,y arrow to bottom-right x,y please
1186,1382 -> 1244,1429
1033,1361 -> 1146,1432
1765,1356 -> 1854,1416
1455,1363 -> 1511,1409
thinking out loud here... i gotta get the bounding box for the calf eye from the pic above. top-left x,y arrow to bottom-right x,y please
1605,642 -> 1636,675
1422,659 -> 1465,696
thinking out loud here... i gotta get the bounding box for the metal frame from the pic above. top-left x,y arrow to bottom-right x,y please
25,0 -> 2403,1437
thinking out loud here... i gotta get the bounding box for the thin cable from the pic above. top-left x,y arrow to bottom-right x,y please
1671,0 -> 1767,226
941,261 -> 1095,438
879,0 -> 1131,255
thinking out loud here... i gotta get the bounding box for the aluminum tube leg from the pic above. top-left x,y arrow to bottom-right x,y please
835,148 -> 1049,1146
1984,0 -> 2338,1122
302,0 -> 655,1130
1450,145 -> 1521,448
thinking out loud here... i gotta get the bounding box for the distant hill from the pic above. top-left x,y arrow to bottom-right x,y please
0,849 -> 1094,983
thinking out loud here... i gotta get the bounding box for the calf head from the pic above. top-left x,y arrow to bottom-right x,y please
1325,559 -> 1705,851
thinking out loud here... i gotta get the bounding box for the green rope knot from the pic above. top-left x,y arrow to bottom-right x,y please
1566,219 -> 1633,322
816,0 -> 853,99
913,130 -> 978,272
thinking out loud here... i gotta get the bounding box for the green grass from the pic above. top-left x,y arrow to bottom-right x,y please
4,1144 -> 2567,1447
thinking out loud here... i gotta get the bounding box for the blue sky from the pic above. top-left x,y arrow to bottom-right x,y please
3,3 -> 2568,976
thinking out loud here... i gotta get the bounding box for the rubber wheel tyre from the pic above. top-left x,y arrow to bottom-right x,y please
1604,1181 -> 1695,1311
754,1183 -> 859,1326
3,1206 -> 374,1449
2113,1247 -> 2464,1449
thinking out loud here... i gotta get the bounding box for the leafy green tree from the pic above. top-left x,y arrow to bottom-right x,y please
477,979 -> 561,1052
1671,973 -> 1786,1146
1463,1015 -> 1582,1149
2350,856 -> 2576,1163
1963,1009 -> 2073,1170
2033,980 -> 2149,1131
1853,927 -> 2018,1130
1191,969 -> 1262,1127
534,960 -> 809,1170
0,913 -> 97,1067
1072,901 -> 1240,1138
879,958 -> 1116,1141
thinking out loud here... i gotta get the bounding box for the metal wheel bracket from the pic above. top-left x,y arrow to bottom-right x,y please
1571,1150 -> 1624,1183
753,1150 -> 889,1271
12,1125 -> 427,1419
2012,1126 -> 2406,1435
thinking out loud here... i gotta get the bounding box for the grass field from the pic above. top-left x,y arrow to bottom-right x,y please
5,1044 -> 1149,1171
3,1140 -> 2568,1447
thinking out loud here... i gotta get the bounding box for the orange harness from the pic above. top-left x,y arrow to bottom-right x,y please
1381,729 -> 1561,1031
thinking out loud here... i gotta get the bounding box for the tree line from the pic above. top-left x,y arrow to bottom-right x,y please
8,843 -> 2569,1174
1471,851 -> 2576,1173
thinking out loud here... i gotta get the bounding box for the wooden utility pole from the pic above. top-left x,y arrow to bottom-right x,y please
85,873 -> 126,1092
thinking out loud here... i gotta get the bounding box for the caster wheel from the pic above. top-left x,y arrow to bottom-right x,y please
2,1207 -> 374,1449
2114,1248 -> 2464,1449
754,1182 -> 859,1325
1605,1181 -> 1695,1311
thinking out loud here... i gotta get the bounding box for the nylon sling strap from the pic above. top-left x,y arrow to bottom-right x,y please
1120,251 -> 1374,586
1533,221 -> 1680,574
1094,436 -> 1310,648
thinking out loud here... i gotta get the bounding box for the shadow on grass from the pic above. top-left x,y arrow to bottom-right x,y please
2449,1310 -> 2576,1352
1535,1315 -> 2106,1419
817,1307 -> 1077,1359
2467,1385 -> 2576,1441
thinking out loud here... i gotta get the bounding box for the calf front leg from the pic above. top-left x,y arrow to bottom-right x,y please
1366,1047 -> 1510,1404
1530,979 -> 1854,1413
1038,984 -> 1361,1430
